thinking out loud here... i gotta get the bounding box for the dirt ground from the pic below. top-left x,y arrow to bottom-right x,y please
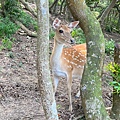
0,32 -> 119,120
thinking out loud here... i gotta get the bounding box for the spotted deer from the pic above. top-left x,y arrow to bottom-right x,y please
50,18 -> 86,112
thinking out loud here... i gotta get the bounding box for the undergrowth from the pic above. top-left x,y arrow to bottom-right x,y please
107,62 -> 120,94
0,16 -> 19,50
0,0 -> 37,51
105,39 -> 115,56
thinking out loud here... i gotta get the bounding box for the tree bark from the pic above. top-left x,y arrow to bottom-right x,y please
99,0 -> 117,25
36,0 -> 58,120
110,43 -> 120,120
66,0 -> 111,119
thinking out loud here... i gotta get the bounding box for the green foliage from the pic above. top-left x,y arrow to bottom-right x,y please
18,11 -> 37,31
101,1 -> 120,33
49,0 -> 54,6
105,39 -> 115,56
86,0 -> 99,6
4,0 -> 21,20
4,0 -> 37,31
0,0 -> 37,50
1,37 -> 13,50
49,30 -> 55,39
85,0 -> 120,33
105,8 -> 119,33
92,11 -> 100,18
0,16 -> 19,51
109,81 -> 120,94
0,16 -> 19,38
107,62 -> 120,94
71,28 -> 86,44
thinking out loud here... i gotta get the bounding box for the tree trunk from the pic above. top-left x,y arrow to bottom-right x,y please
110,43 -> 120,120
99,0 -> 117,25
66,0 -> 111,119
36,0 -> 58,120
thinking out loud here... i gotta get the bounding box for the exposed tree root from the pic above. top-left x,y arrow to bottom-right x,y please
15,21 -> 37,37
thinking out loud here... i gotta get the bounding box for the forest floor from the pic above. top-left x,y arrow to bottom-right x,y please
0,31 -> 120,120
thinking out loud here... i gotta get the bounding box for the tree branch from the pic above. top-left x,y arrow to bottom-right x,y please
19,0 -> 37,18
15,21 -> 37,37
99,0 -> 117,25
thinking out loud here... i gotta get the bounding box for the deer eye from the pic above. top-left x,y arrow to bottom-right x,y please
59,30 -> 63,33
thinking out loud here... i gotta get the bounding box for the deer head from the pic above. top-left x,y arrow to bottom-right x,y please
53,18 -> 79,45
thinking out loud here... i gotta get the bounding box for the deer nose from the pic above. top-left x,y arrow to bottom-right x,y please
70,39 -> 75,44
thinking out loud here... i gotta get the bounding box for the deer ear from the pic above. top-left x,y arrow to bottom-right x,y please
53,18 -> 61,29
68,21 -> 79,29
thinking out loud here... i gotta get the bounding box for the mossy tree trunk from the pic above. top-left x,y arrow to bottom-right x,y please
66,0 -> 111,119
110,43 -> 120,120
36,0 -> 58,120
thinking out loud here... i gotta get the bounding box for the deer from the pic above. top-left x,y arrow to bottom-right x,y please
50,18 -> 86,112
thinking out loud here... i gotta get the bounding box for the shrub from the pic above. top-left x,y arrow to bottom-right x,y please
18,11 -> 37,31
105,39 -> 115,56
71,28 -> 86,44
107,62 -> 120,94
0,37 -> 13,50
0,0 -> 37,50
4,0 -> 22,20
0,17 -> 19,38
49,30 -> 55,39
0,17 -> 19,50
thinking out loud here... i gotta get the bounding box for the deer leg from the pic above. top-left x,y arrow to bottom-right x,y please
67,74 -> 72,112
53,75 -> 59,95
75,90 -> 80,98
75,77 -> 82,98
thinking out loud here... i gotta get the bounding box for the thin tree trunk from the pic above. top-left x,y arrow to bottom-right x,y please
36,0 -> 58,119
66,0 -> 111,119
110,43 -> 120,120
99,0 -> 117,25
